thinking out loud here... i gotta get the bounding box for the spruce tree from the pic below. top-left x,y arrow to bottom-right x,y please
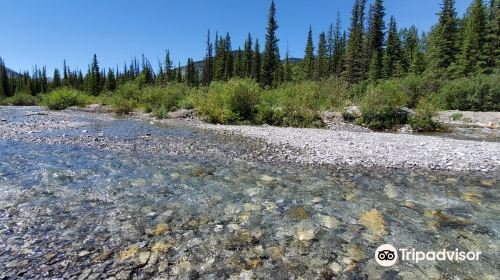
331,12 -> 344,76
383,16 -> 403,78
53,68 -> 61,89
484,0 -> 499,71
261,0 -> 280,87
0,58 -> 9,97
303,26 -> 315,80
401,26 -> 419,73
243,33 -> 253,78
164,50 -> 174,82
63,60 -> 69,86
234,47 -> 244,78
41,66 -> 48,93
87,54 -> 102,95
202,30 -> 214,86
343,0 -> 367,83
458,0 -> 488,75
105,68 -> 116,91
366,0 -> 385,80
176,62 -> 182,83
252,39 -> 262,83
224,33 -> 234,80
283,48 -> 293,82
315,32 -> 328,80
214,34 -> 227,81
426,0 -> 459,74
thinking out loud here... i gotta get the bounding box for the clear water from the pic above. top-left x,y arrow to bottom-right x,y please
0,110 -> 499,279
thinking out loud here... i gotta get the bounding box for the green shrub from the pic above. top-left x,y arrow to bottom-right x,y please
256,105 -> 324,128
2,93 -> 38,106
196,79 -> 260,124
359,80 -> 409,130
438,74 -> 500,111
41,88 -> 92,110
408,97 -> 445,132
450,112 -> 463,121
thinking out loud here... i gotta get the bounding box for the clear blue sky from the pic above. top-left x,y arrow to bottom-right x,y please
1,0 -> 470,75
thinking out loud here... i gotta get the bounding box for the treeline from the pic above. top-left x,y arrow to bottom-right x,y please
0,0 -> 499,113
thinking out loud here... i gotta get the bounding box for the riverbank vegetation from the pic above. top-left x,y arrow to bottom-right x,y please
1,0 -> 498,131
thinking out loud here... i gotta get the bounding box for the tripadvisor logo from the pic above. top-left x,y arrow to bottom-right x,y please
375,244 -> 482,267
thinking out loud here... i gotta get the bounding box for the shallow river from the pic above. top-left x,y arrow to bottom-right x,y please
0,108 -> 498,279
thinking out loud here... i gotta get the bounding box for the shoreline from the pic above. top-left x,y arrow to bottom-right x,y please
1,106 -> 499,177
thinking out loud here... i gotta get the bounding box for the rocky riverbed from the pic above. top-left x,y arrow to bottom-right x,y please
0,106 -> 499,279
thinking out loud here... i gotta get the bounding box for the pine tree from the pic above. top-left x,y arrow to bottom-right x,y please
234,47 -> 244,78
105,68 -> 116,91
401,26 -> 420,73
224,33 -> 234,80
366,0 -> 385,80
409,31 -> 426,74
202,30 -> 214,86
164,50 -> 174,82
252,39 -> 262,83
62,60 -> 69,86
53,68 -> 61,88
458,0 -> 488,75
303,26 -> 315,80
283,48 -> 293,82
87,54 -> 102,95
330,12 -> 344,76
426,0 -> 459,73
315,32 -> 328,80
484,0 -> 499,71
176,62 -> 182,83
141,54 -> 154,85
383,16 -> 403,78
186,58 -> 198,86
41,66 -> 48,93
343,0 -> 367,83
214,34 -> 226,81
243,33 -> 253,78
0,57 -> 10,97
261,0 -> 280,87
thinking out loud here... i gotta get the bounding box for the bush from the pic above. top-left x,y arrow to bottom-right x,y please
450,112 -> 463,121
359,80 -> 409,130
141,84 -> 192,118
1,93 -> 38,106
196,79 -> 260,124
408,97 -> 445,132
41,88 -> 92,110
110,82 -> 141,114
438,74 -> 500,111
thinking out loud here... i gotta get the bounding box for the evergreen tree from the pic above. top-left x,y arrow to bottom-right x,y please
164,50 -> 174,82
366,0 -> 385,80
315,32 -> 328,80
409,31 -> 427,74
484,0 -> 499,71
0,57 -> 10,97
234,47 -> 244,78
330,12 -> 345,76
401,26 -> 420,73
458,0 -> 488,75
303,26 -> 315,80
63,60 -> 69,86
52,68 -> 61,88
343,0 -> 367,83
141,54 -> 154,85
87,54 -> 102,95
224,32 -> 234,80
214,34 -> 226,80
261,0 -> 280,87
105,68 -> 116,91
202,30 -> 214,86
283,48 -> 293,82
426,0 -> 459,73
252,39 -> 262,83
41,66 -> 48,93
383,16 -> 403,78
186,58 -> 198,86
176,62 -> 182,83
243,33 -> 253,78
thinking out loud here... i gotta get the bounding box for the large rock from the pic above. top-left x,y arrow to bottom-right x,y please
167,109 -> 196,119
345,106 -> 362,118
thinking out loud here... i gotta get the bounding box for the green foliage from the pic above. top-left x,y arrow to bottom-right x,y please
359,80 -> 409,130
0,93 -> 38,106
196,79 -> 260,124
41,88 -> 92,110
451,112 -> 463,121
408,96 -> 445,132
261,0 -> 281,87
437,74 -> 500,111
141,84 -> 192,118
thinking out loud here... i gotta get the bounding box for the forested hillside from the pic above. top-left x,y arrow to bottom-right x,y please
1,0 -> 498,130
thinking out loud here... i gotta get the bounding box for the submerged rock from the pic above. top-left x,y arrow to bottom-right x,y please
360,209 -> 386,238
286,207 -> 310,221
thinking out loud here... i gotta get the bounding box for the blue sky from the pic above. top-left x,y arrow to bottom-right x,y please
1,0 -> 470,75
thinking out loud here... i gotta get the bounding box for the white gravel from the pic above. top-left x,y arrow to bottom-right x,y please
199,124 -> 500,174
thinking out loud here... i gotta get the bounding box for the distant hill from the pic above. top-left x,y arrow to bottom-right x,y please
5,67 -> 21,78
